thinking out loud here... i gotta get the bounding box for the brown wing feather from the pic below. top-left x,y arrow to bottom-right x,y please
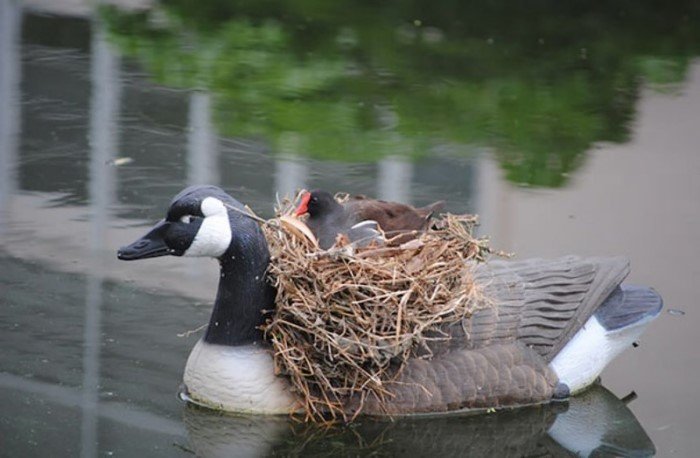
345,199 -> 441,234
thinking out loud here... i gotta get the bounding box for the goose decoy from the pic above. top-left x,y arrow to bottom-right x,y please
117,185 -> 663,416
294,189 -> 445,249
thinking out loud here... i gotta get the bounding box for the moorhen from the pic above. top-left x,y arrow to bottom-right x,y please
294,189 -> 445,249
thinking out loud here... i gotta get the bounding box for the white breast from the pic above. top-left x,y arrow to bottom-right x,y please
183,339 -> 297,414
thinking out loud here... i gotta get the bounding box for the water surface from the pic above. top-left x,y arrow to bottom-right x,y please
1,1 -> 699,456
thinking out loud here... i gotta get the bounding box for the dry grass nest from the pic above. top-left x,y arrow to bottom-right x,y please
256,194 -> 493,422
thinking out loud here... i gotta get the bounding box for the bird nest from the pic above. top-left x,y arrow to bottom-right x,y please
258,197 -> 492,422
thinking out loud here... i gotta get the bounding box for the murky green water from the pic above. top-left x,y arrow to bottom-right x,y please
1,1 -> 699,456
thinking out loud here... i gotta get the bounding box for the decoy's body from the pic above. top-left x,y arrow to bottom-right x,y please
118,186 -> 663,416
295,190 -> 445,249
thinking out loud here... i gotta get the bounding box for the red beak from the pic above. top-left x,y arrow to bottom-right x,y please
295,192 -> 311,216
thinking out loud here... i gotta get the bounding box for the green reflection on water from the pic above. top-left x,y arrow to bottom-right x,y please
103,0 -> 700,186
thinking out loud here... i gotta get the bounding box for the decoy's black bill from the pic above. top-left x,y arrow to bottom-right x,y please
117,220 -> 175,260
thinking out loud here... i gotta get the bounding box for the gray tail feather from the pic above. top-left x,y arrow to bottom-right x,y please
594,285 -> 663,331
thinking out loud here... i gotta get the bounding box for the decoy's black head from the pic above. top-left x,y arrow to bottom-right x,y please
118,185 -> 245,261
294,189 -> 340,218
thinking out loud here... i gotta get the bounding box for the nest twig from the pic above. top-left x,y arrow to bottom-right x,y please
258,194 -> 492,422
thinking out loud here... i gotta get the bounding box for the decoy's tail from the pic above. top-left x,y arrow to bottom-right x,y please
594,285 -> 663,331
551,285 -> 663,393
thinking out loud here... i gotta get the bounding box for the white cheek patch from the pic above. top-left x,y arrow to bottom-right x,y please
201,197 -> 227,217
184,197 -> 232,258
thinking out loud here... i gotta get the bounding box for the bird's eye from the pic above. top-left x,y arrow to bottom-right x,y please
180,215 -> 194,224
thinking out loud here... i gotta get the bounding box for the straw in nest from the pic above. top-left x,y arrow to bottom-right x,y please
258,194 -> 492,422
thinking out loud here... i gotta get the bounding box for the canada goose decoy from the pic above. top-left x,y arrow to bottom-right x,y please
117,185 -> 663,416
294,190 -> 445,249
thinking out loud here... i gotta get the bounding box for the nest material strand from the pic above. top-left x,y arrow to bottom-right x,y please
260,197 -> 491,422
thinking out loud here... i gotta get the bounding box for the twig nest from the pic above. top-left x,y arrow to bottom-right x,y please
261,199 -> 491,422
278,215 -> 319,249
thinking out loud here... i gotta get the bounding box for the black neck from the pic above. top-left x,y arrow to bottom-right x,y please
324,199 -> 344,217
203,237 -> 276,346
309,200 -> 346,227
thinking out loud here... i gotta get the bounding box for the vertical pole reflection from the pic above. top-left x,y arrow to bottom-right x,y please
275,132 -> 308,198
187,91 -> 219,186
0,0 -> 22,235
82,22 -> 120,458
378,155 -> 413,204
274,154 -> 308,198
186,91 -> 218,280
81,275 -> 104,458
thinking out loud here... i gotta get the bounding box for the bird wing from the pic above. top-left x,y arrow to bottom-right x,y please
432,256 -> 630,361
345,199 -> 428,233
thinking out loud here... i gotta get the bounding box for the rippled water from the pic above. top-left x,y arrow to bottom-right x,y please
1,1 -> 699,456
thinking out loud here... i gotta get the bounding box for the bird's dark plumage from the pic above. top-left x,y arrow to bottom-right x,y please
295,189 -> 445,249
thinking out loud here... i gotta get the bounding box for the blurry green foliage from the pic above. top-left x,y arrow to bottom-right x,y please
102,0 -> 700,186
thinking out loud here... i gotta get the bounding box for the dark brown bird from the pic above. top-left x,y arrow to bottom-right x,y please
294,189 -> 445,249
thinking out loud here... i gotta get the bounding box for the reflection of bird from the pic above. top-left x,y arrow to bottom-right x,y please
548,385 -> 656,457
118,186 -> 663,416
183,384 -> 655,457
294,189 -> 445,249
